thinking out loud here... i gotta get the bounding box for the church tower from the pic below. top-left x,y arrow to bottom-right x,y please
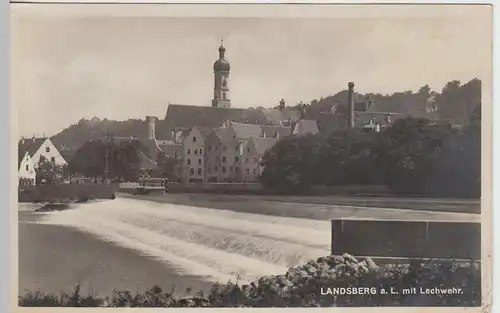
212,41 -> 231,108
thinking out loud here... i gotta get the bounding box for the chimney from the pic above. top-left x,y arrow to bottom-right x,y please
146,116 -> 156,140
348,82 -> 355,129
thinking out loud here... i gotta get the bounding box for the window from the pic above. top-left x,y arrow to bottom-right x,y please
190,168 -> 194,175
51,157 -> 55,163
198,158 -> 202,165
192,136 -> 197,143
235,156 -> 239,162
46,147 -> 50,153
187,159 -> 191,165
25,164 -> 29,171
246,169 -> 250,174
194,149 -> 198,155
222,166 -> 226,173
247,148 -> 250,153
222,156 -> 226,163
187,149 -> 191,155
199,148 -> 203,155
215,146 -> 219,151
235,145 -> 239,151
198,168 -> 202,175
208,145 -> 212,151
215,165 -> 218,171
245,158 -> 248,163
254,157 -> 258,163
253,169 -> 257,174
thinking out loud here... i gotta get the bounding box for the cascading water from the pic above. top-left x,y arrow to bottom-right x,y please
35,198 -> 331,284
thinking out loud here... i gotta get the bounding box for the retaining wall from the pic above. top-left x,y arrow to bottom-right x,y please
18,184 -> 118,203
331,219 -> 481,260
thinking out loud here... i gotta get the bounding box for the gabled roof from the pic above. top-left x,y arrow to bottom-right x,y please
160,104 -> 271,140
18,137 -> 46,157
250,137 -> 278,155
261,108 -> 301,125
18,137 -> 47,167
261,125 -> 292,138
230,122 -> 263,139
196,126 -> 217,139
293,120 -> 319,136
18,150 -> 30,169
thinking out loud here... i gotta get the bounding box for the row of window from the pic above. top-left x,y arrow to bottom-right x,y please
185,156 -> 258,165
187,148 -> 203,155
187,158 -> 203,165
189,168 -> 203,176
205,166 -> 257,175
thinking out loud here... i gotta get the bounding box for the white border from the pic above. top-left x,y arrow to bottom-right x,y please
4,1 -> 497,313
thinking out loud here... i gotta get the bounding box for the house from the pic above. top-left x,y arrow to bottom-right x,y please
18,151 -> 36,187
204,128 -> 223,182
182,126 -> 213,183
241,137 -> 278,182
18,137 -> 67,167
217,123 -> 247,182
17,137 -> 67,186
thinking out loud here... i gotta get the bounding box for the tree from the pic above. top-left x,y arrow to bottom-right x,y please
68,139 -> 143,181
36,155 -> 65,184
260,134 -> 322,193
156,151 -> 176,180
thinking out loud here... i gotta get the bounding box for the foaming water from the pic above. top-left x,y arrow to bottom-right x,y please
37,198 -> 331,284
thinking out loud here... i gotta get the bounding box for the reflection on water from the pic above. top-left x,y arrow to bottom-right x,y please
35,198 -> 331,284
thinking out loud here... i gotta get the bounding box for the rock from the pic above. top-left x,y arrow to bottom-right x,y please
316,256 -> 329,264
343,253 -> 358,264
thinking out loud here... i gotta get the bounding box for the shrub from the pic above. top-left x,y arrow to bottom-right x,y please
19,254 -> 481,307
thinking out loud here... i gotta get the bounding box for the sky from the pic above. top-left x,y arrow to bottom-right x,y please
11,4 -> 491,138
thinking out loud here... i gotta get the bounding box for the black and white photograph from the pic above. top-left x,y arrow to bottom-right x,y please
12,2 -> 492,309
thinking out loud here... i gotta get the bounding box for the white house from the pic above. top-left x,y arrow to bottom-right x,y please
17,137 -> 67,186
18,151 -> 36,187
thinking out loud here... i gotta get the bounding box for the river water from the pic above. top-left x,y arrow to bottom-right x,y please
19,198 -> 331,296
18,196 -> 478,297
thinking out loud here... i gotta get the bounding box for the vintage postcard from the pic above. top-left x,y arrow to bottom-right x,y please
10,2 -> 492,311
